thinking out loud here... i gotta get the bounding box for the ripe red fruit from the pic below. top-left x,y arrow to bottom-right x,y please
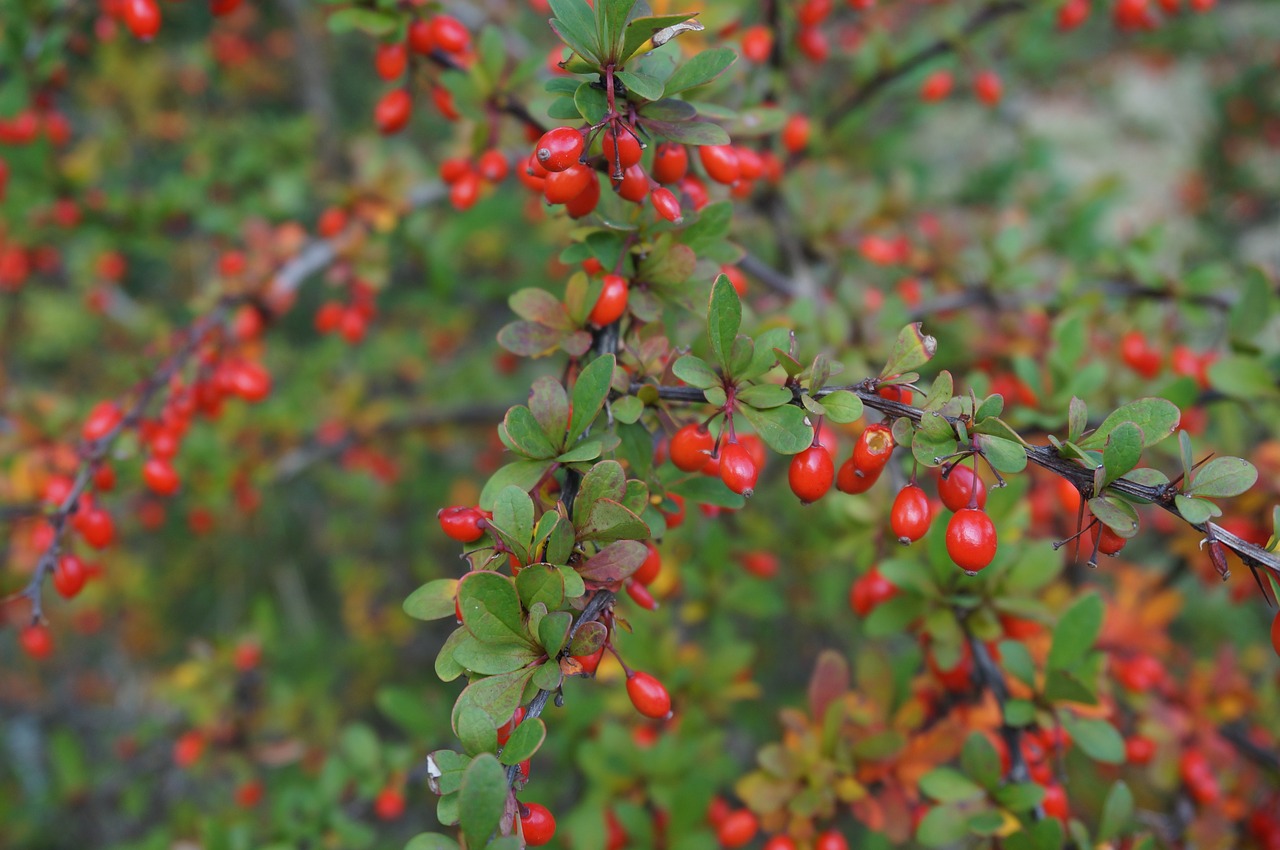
781,114 -> 811,154
1179,750 -> 1220,804
796,26 -> 829,63
741,25 -> 774,63
717,810 -> 759,848
798,0 -> 834,26
210,0 -> 245,16
853,423 -> 895,475
231,361 -> 271,402
374,42 -> 407,80
143,457 -> 181,496
123,0 -> 161,40
52,555 -> 87,601
1120,330 -> 1162,378
407,19 -> 435,54
477,150 -> 509,183
497,706 -> 526,745
535,127 -> 585,172
234,641 -> 262,671
1041,784 -> 1069,820
76,507 -> 115,549
699,145 -> 741,185
974,70 -> 1003,106
520,802 -> 557,846
83,401 -> 124,442
235,779 -> 263,808
602,129 -> 643,171
764,837 -> 799,850
739,550 -> 779,578
449,170 -> 482,210
651,187 -> 683,223
1125,735 -> 1156,765
626,578 -> 658,610
719,441 -> 760,497
374,89 -> 412,135
920,70 -> 954,102
564,173 -> 601,218
573,645 -> 606,675
815,831 -> 850,850
836,457 -> 881,494
946,508 -> 998,573
788,445 -> 835,504
634,541 -> 661,585
652,143 -> 688,184
173,731 -> 205,768
93,463 -> 116,492
545,164 -> 595,204
849,565 -> 898,616
626,670 -> 672,718
438,506 -> 487,542
1091,521 -> 1127,555
1057,0 -> 1090,29
20,624 -> 54,660
588,274 -> 629,326
890,484 -> 932,543
614,164 -> 650,203
938,464 -> 987,512
431,15 -> 470,53
670,424 -> 715,472
374,786 -> 405,820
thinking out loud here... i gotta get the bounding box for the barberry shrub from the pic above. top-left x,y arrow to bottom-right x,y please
2,1 -> 1279,849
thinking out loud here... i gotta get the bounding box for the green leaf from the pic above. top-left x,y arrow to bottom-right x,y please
912,421 -> 958,469
1174,494 -> 1217,524
1048,592 -> 1102,671
340,723 -> 380,773
503,406 -> 560,459
570,355 -> 616,444
458,754 -> 509,850
458,571 -> 533,647
737,383 -> 793,410
453,668 -> 538,732
405,833 -> 461,850
1208,354 -> 1280,400
643,118 -> 732,146
556,436 -> 608,463
499,717 -> 546,766
967,811 -> 1006,836
560,566 -> 586,598
453,636 -> 541,675
455,706 -> 498,756
537,611 -> 573,657
479,461 -> 555,511
620,13 -> 699,63
515,564 -> 566,612
1003,699 -> 1036,726
998,639 -> 1036,687
510,289 -> 571,329
548,0 -> 601,62
737,403 -> 812,455
672,354 -> 720,389
491,486 -> 536,560
1089,495 -> 1139,536
663,48 -> 736,95
1079,398 -> 1180,449
615,70 -> 664,101
1187,457 -> 1258,498
707,274 -> 741,370
612,395 -> 643,424
669,475 -> 746,508
404,579 -> 460,621
497,320 -> 567,358
961,732 -> 1002,790
532,659 -> 564,692
1100,421 -> 1144,487
819,390 -> 863,423
598,0 -> 636,62
919,767 -> 985,803
1061,714 -> 1125,764
994,782 -> 1045,813
568,620 -> 607,656
573,460 -> 626,527
436,628 -> 469,682
327,7 -> 399,36
916,804 -> 969,847
580,500 -> 650,542
975,434 -> 1027,474
740,327 -> 794,381
1097,781 -> 1134,841
1068,397 -> 1088,442
528,377 -> 571,446
880,323 -> 937,379
578,540 -> 648,583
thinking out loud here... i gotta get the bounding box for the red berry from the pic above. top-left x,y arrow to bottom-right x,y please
788,445 -> 834,504
626,578 -> 658,610
536,127 -> 585,172
741,25 -> 774,63
946,508 -> 998,573
234,641 -> 262,671
235,779 -> 263,808
853,423 -> 895,475
82,401 -> 124,442
890,484 -> 932,543
231,361 -> 271,402
1041,784 -> 1068,821
1125,735 -> 1156,765
652,143 -> 688,184
849,565 -> 898,616
438,506 -> 487,542
764,837 -> 799,850
781,114 -> 810,154
699,145 -> 740,185
564,172 -> 601,218
796,26 -> 829,63
123,0 -> 161,40
374,42 -> 407,80
173,731 -> 205,768
651,187 -> 683,223
521,802 -> 557,846
815,831 -> 850,850
602,129 -> 643,171
1091,521 -> 1127,555
430,15 -> 470,54
374,786 -> 405,820
670,424 -> 714,472
143,457 -> 181,496
497,706 -> 526,745
719,441 -> 760,497
76,507 -> 115,549
920,70 -> 954,102
20,624 -> 53,660
614,164 -> 649,203
211,0 -> 244,16
974,70 -> 1003,106
93,463 -> 116,492
739,550 -> 779,578
1058,0 -> 1090,29
588,274 -> 629,326
798,0 -> 834,26
477,150 -> 509,183
573,645 -> 605,675
1120,330 -> 1162,379
634,541 -> 661,586
626,670 -> 672,718
938,464 -> 987,512
450,170 -> 482,210
836,457 -> 881,494
375,89 -> 412,135
717,810 -> 759,848
407,19 -> 435,54
545,164 -> 594,204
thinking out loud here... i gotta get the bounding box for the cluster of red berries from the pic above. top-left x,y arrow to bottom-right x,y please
372,14 -> 471,134
668,424 -> 769,499
1120,330 -> 1217,388
918,69 -> 1004,106
315,280 -> 379,345
1057,0 -> 1214,32
437,150 -> 511,210
709,799 -> 851,850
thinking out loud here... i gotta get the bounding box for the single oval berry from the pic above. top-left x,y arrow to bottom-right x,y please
449,170 -> 482,210
626,670 -> 672,718
651,187 -> 683,223
849,565 -> 898,616
82,401 -> 124,443
1125,735 -> 1156,765
231,361 -> 272,402
890,484 -> 932,543
123,0 -> 161,40
374,786 -> 405,820
76,507 -> 115,549
670,424 -> 714,472
544,163 -> 594,204
535,127 -> 585,172
614,164 -> 649,203
764,837 -> 799,850
853,423 -> 895,475
374,42 -> 407,80
477,149 -> 509,183
602,129 -> 643,171
652,143 -> 688,184
143,456 -> 181,496
53,554 -> 87,599
836,457 -> 881,494
438,506 -> 487,542
1092,521 -> 1127,556
407,19 -> 435,54
938,463 -> 987,512
1120,330 -> 1162,378
946,508 -> 998,573
974,70 -> 1003,106
626,579 -> 658,610
815,831 -> 850,850
374,88 -> 412,135
698,144 -> 740,185
719,441 -> 760,497
634,541 -> 661,586
781,114 -> 810,153
430,15 -> 470,53
564,171 -> 601,218
788,445 -> 834,504
20,624 -> 53,660
717,810 -> 759,849
520,802 -> 557,846
920,70 -> 954,102
588,274 -> 629,326
740,25 -> 774,63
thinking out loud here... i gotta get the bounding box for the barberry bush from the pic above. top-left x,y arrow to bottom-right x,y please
2,1 -> 1280,849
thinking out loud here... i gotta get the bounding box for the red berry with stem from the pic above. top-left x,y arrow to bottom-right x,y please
890,484 -> 932,543
20,624 -> 53,660
788,445 -> 834,504
853,423 -> 895,475
699,144 -> 741,185
836,457 -> 881,494
54,554 -> 87,600
588,274 -> 629,326
946,508 -> 998,573
602,129 -> 643,171
1091,521 -> 1127,555
614,164 -> 649,203
938,463 -> 987,512
717,810 -> 759,848
76,507 -> 115,549
626,578 -> 658,610
374,89 -> 412,135
430,15 -> 470,53
670,423 -> 714,472
626,670 -> 672,718
123,0 -> 161,40
652,143 -> 688,184
535,127 -> 584,172
82,401 -> 123,442
719,440 -> 760,497
438,506 -> 487,542
651,187 -> 683,223
634,541 -> 661,585
520,802 -> 557,846
143,457 -> 180,496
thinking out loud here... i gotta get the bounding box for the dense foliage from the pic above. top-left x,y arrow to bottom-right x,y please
2,1 -> 1279,849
